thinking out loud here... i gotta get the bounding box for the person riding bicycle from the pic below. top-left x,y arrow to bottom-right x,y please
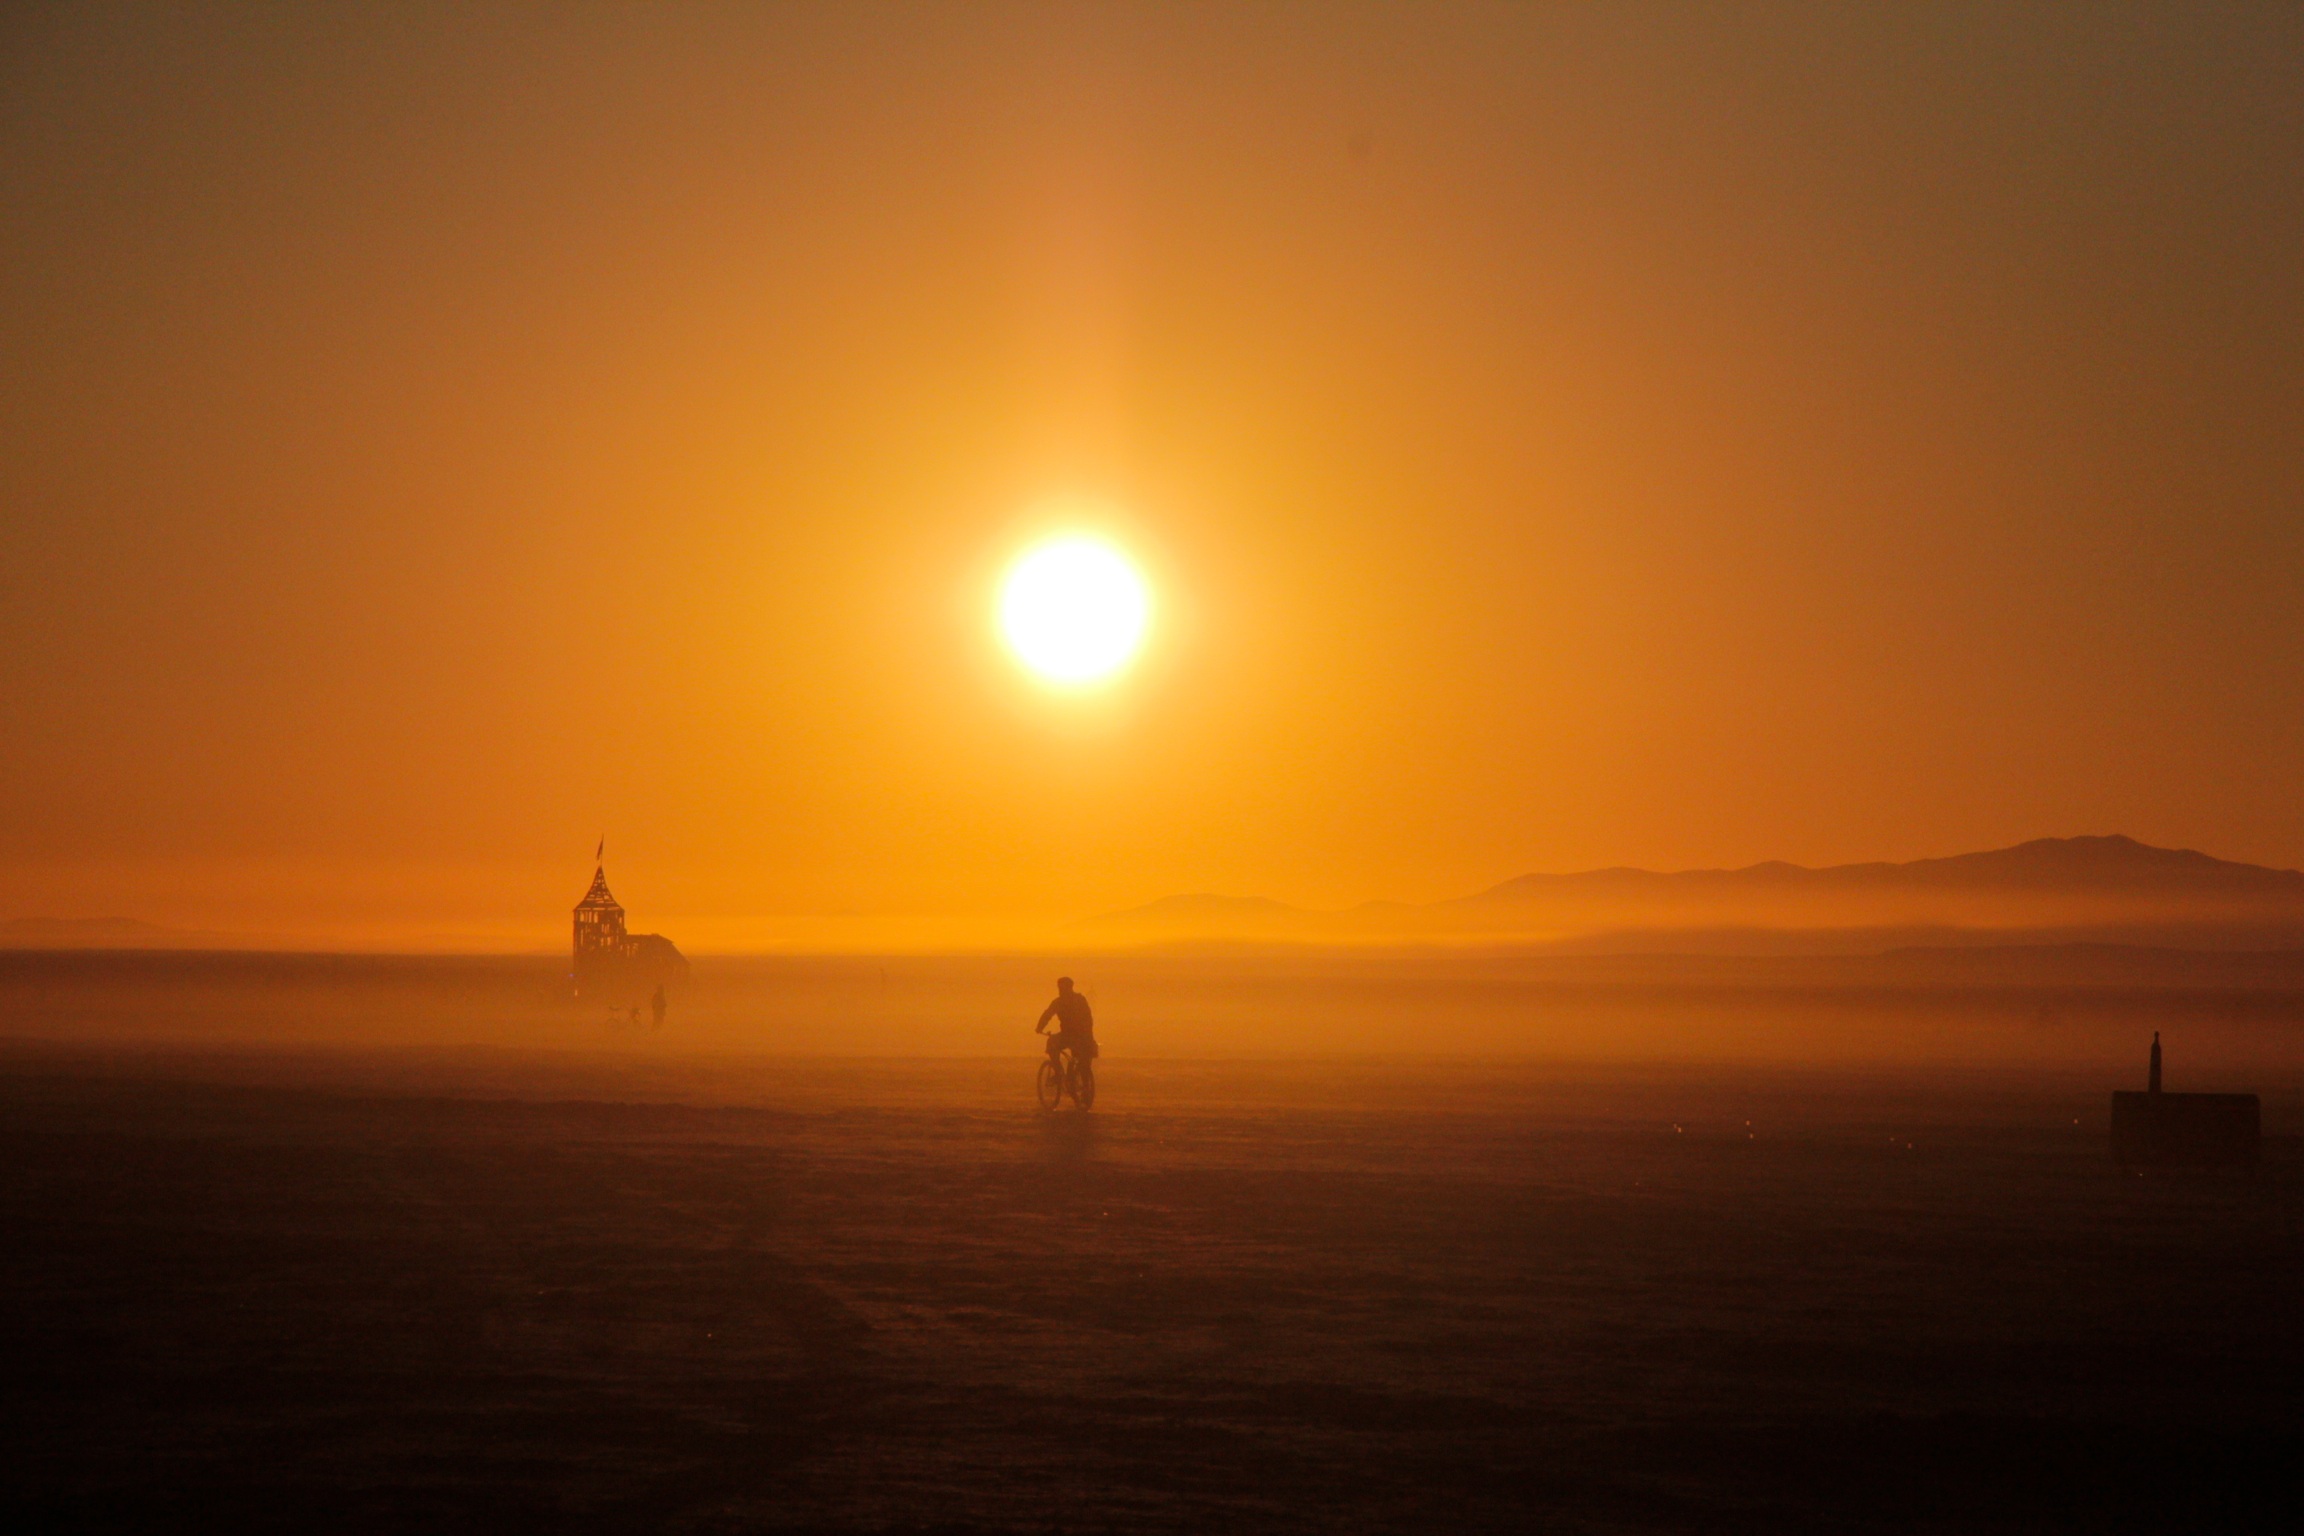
1036,976 -> 1097,1067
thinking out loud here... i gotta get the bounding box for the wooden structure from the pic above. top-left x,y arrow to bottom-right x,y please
572,859 -> 689,1002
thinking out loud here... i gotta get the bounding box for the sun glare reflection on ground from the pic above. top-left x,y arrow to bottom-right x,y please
998,534 -> 1150,685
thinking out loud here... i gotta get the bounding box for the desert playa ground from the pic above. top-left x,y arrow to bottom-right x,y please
4,958 -> 2301,1534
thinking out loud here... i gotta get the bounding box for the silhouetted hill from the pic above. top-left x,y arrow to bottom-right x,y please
1087,837 -> 2304,951
1464,835 -> 2304,903
0,917 -> 236,949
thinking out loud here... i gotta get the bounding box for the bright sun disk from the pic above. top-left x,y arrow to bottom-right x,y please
999,535 -> 1150,684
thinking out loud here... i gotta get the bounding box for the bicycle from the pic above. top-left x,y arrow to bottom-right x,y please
1036,1042 -> 1096,1111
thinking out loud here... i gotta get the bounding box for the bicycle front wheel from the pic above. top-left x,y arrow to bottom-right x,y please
1036,1057 -> 1064,1111
1070,1059 -> 1096,1110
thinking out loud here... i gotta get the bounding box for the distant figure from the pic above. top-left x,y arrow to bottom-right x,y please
651,984 -> 667,1030
2149,1031 -> 2162,1096
628,1004 -> 642,1028
1036,976 -> 1098,1065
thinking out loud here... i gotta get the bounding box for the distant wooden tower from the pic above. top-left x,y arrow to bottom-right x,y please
571,852 -> 689,1001
572,863 -> 629,987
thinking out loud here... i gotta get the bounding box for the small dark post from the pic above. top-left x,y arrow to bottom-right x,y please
2112,1030 -> 2258,1168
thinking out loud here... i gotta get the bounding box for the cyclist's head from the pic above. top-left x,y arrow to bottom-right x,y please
1056,976 -> 1074,993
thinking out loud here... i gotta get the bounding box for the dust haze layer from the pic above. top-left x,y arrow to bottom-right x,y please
9,940 -> 2304,1082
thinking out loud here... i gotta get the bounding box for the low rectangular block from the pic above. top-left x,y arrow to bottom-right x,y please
2110,1091 -> 2261,1169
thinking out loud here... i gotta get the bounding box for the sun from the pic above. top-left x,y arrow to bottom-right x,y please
998,534 -> 1150,685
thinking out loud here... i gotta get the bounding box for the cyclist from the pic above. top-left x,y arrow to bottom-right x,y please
1036,976 -> 1097,1070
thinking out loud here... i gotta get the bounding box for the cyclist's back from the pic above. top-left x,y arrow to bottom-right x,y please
1037,976 -> 1097,1060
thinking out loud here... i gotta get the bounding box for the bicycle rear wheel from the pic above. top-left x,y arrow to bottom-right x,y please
1070,1058 -> 1096,1110
1036,1057 -> 1064,1111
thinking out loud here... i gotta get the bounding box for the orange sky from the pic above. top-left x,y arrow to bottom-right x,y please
3,4 -> 2301,949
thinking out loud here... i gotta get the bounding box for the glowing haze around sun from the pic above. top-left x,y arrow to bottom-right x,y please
998,534 -> 1150,685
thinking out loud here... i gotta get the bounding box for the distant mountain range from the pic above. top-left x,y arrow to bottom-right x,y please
0,916 -> 248,950
1085,837 -> 2304,953
12,837 -> 2304,957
